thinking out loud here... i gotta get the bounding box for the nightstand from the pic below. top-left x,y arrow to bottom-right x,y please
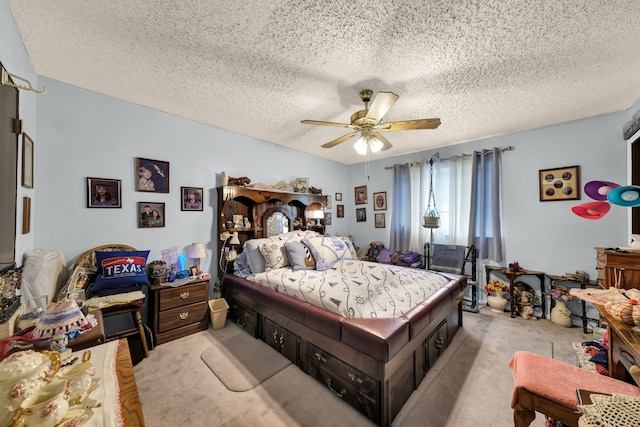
149,278 -> 210,345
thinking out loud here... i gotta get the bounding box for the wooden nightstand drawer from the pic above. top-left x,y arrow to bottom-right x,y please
159,284 -> 209,311
158,301 -> 208,333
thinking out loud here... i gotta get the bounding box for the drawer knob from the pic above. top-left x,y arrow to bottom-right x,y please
179,312 -> 189,320
314,352 -> 327,363
347,373 -> 363,384
180,291 -> 190,299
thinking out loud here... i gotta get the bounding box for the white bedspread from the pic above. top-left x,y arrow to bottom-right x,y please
248,260 -> 450,318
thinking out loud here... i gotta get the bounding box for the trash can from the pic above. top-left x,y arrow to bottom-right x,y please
208,298 -> 229,330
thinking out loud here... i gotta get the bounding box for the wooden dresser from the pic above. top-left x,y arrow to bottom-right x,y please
595,247 -> 640,289
149,278 -> 210,345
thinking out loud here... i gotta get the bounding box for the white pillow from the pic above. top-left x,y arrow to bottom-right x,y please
245,230 -> 321,274
259,241 -> 290,271
302,236 -> 353,271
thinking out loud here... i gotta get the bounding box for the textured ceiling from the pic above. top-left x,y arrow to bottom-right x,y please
7,1 -> 640,164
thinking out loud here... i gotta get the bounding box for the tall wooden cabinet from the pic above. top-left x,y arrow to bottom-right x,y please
595,247 -> 640,289
216,186 -> 324,274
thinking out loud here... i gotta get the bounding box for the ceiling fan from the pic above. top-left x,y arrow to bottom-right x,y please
301,89 -> 441,155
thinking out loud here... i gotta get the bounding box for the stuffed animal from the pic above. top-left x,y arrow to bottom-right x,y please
309,186 -> 322,194
228,176 -> 251,187
519,290 -> 537,320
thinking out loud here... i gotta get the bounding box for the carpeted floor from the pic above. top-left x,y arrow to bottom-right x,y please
133,307 -> 587,426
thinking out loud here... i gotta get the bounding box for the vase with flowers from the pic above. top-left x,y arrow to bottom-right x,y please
548,281 -> 573,327
485,280 -> 509,313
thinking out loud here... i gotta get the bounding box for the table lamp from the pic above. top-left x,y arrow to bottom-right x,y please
186,242 -> 208,276
227,232 -> 240,261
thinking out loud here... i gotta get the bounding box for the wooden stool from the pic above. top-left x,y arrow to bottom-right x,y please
509,351 -> 640,427
101,302 -> 150,359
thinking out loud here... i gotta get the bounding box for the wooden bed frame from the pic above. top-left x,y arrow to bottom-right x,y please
224,271 -> 465,426
216,186 -> 466,425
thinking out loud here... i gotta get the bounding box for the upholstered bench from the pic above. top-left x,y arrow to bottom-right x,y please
508,350 -> 640,427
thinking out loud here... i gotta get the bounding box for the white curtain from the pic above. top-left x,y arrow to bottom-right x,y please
431,156 -> 474,246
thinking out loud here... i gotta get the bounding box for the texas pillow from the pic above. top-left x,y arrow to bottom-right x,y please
92,250 -> 150,295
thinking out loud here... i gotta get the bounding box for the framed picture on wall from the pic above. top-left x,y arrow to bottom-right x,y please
21,133 -> 34,189
324,212 -> 332,226
539,165 -> 580,202
86,177 -> 121,208
336,204 -> 344,218
181,186 -> 203,211
354,185 -> 367,205
373,191 -> 387,210
136,157 -> 170,193
375,213 -> 386,228
356,207 -> 366,222
138,202 -> 165,228
323,195 -> 332,209
335,192 -> 342,201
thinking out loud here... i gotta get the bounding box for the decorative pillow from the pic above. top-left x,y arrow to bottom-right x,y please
284,241 -> 316,270
302,236 -> 353,271
259,241 -> 290,271
337,236 -> 358,259
92,250 -> 150,294
244,230 -> 321,274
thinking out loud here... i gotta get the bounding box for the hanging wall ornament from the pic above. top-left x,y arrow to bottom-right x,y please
607,185 -> 640,207
584,180 -> 620,201
571,201 -> 611,220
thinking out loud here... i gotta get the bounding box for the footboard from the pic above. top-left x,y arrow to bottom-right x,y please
223,273 -> 465,426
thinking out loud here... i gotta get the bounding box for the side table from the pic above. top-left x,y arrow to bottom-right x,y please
485,266 -> 546,318
547,274 -> 598,333
149,277 -> 210,345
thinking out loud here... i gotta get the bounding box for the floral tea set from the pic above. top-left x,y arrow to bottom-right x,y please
0,347 -> 99,427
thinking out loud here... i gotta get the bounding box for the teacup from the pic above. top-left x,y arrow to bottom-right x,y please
57,361 -> 95,403
13,380 -> 69,427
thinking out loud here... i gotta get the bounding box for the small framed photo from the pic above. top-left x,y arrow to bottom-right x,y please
375,213 -> 386,228
189,266 -> 200,277
232,214 -> 243,228
356,207 -> 367,222
323,195 -> 332,209
21,133 -> 34,189
138,202 -> 165,228
87,177 -> 122,208
22,197 -> 31,234
136,157 -> 170,193
335,192 -> 343,201
539,165 -> 580,202
324,212 -> 332,226
355,185 -> 368,205
181,186 -> 203,211
336,204 -> 344,218
373,191 -> 387,210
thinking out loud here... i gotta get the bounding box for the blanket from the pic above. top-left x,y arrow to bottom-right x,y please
247,259 -> 449,319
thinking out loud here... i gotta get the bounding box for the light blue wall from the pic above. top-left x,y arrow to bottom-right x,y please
1,0 -> 635,290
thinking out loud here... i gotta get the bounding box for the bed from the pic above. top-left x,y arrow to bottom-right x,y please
222,232 -> 466,426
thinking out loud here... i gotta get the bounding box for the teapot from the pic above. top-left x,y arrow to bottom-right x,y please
0,350 -> 60,427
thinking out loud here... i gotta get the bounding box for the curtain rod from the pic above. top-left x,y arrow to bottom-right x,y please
384,145 -> 515,170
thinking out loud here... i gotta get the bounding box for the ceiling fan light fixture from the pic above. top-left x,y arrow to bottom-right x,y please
369,137 -> 383,153
354,137 -> 368,155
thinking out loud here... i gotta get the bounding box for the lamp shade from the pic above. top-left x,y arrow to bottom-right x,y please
571,201 -> 611,220
312,210 -> 324,219
584,180 -> 620,201
228,231 -> 240,245
607,185 -> 640,207
186,242 -> 208,258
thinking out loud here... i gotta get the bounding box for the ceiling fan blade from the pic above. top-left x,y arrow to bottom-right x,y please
301,119 -> 354,129
321,132 -> 359,149
373,132 -> 393,151
365,92 -> 399,124
381,118 -> 441,131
